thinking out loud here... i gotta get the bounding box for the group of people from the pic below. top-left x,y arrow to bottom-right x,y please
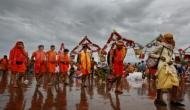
0,38 -> 131,92
0,32 -> 189,108
8,42 -> 69,87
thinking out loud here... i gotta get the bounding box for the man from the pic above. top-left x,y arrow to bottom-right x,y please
141,61 -> 146,73
0,55 -> 9,77
78,45 -> 91,87
110,40 -> 127,94
90,57 -> 97,79
140,61 -> 146,79
46,45 -> 57,85
9,41 -> 28,87
150,33 -> 184,106
58,49 -> 70,85
31,45 -> 46,86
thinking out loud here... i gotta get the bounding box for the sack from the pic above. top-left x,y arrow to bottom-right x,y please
146,56 -> 159,68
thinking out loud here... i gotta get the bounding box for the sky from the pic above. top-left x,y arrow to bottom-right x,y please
0,0 -> 190,58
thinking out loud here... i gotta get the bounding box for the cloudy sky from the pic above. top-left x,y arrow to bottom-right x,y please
0,0 -> 190,57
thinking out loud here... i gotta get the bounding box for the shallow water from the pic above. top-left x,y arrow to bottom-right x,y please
0,73 -> 189,110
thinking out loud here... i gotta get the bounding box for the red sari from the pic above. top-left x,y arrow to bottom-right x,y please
9,42 -> 28,74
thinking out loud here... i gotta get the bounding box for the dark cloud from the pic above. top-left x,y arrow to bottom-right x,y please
0,0 -> 190,57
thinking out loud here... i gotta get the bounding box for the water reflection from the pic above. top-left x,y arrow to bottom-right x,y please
0,75 -> 189,110
5,86 -> 25,110
76,87 -> 88,110
29,87 -> 43,110
0,73 -> 8,94
43,87 -> 55,110
108,93 -> 121,110
55,86 -> 67,110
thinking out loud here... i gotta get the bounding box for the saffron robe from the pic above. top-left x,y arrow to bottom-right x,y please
58,53 -> 70,73
112,47 -> 127,77
46,50 -> 57,73
32,50 -> 46,74
78,50 -> 91,75
0,58 -> 9,71
9,42 -> 28,73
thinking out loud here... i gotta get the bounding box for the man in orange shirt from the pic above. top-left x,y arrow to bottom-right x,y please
46,45 -> 57,85
31,45 -> 46,86
9,41 -> 28,87
58,49 -> 70,85
0,55 -> 9,77
78,45 -> 91,87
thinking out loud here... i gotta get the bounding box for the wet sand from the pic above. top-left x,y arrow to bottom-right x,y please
0,73 -> 189,110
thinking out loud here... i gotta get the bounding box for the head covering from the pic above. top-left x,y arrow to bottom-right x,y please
116,40 -> 124,46
163,32 -> 175,46
163,32 -> 173,40
15,41 -> 24,47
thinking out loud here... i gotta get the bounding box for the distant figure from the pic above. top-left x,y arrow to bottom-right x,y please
58,49 -> 70,85
31,45 -> 47,86
0,55 -> 9,76
137,62 -> 141,72
9,41 -> 28,87
46,45 -> 57,85
90,57 -> 97,79
141,61 -> 146,73
140,61 -> 146,79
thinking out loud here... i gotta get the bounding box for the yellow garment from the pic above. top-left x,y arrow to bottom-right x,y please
157,46 -> 173,69
79,50 -> 91,75
156,63 -> 179,89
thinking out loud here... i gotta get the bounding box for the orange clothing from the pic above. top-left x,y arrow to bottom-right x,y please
112,47 -> 127,76
78,50 -> 91,75
9,42 -> 28,73
32,50 -> 47,74
58,53 -> 70,73
46,50 -> 57,73
0,58 -> 9,71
